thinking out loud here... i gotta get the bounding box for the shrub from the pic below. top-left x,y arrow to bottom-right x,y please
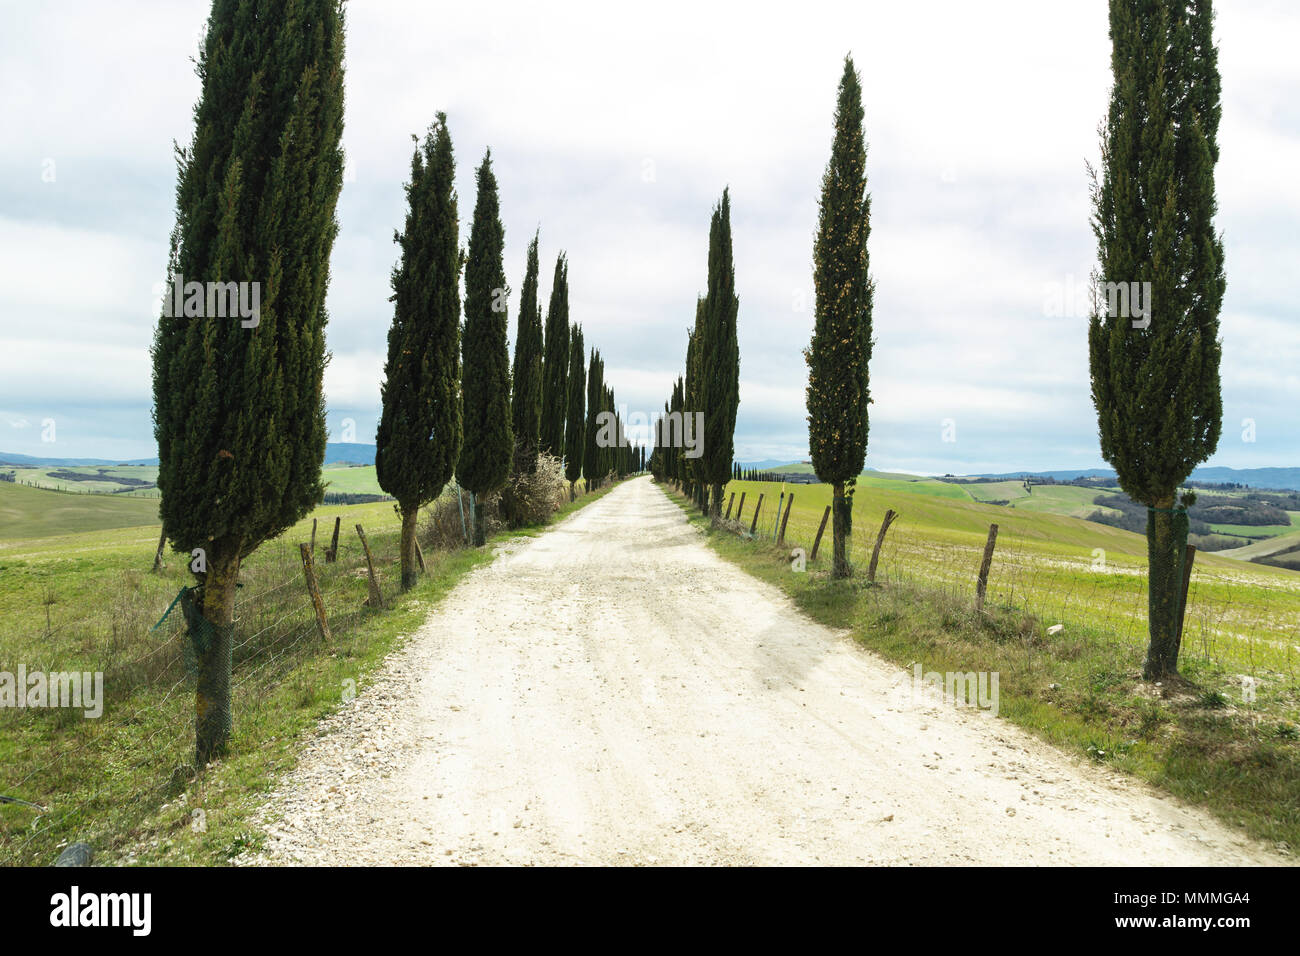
498,452 -> 568,528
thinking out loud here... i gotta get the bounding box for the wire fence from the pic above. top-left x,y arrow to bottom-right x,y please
0,484 -> 480,866
721,481 -> 1300,684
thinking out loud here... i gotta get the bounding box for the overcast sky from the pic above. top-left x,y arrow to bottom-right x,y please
1,0 -> 1296,473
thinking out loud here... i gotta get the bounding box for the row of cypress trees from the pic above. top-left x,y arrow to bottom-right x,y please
648,190 -> 741,522
654,13 -> 1226,682
649,55 -> 870,583
375,115 -> 638,565
152,3 -> 636,765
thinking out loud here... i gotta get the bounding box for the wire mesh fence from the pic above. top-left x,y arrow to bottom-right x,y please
0,486 -> 474,866
722,480 -> 1300,685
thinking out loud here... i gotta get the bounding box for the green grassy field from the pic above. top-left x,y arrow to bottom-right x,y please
4,463 -> 388,500
961,479 -> 1031,503
723,477 -> 1300,686
1208,512 -> 1300,540
1010,484 -> 1121,518
3,465 -> 161,496
0,477 -> 616,865
671,486 -> 1300,852
0,481 -> 162,538
318,464 -> 386,495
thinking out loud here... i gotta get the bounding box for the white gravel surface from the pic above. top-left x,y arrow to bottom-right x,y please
235,476 -> 1286,866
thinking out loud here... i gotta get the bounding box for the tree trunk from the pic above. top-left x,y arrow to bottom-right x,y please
569,480 -> 576,502
195,544 -> 240,767
831,481 -> 853,579
472,500 -> 487,547
710,483 -> 723,521
1143,501 -> 1186,679
399,504 -> 419,591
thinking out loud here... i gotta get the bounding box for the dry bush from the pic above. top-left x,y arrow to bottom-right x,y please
420,489 -> 473,550
498,452 -> 567,528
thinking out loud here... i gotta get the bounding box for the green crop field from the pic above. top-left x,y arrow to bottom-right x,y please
960,480 -> 1031,503
3,463 -> 392,500
0,481 -> 162,538
1009,484 -> 1121,518
855,474 -> 974,501
1208,512 -> 1300,539
320,464 -> 386,496
1222,526 -> 1300,561
3,465 -> 161,496
724,476 -> 1300,684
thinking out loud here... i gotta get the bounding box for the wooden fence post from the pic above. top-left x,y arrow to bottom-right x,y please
310,518 -> 317,554
299,543 -> 332,641
749,494 -> 764,535
1175,543 -> 1197,647
326,516 -> 341,563
415,535 -> 427,575
975,523 -> 999,613
810,506 -> 831,562
725,493 -> 735,521
355,524 -> 383,609
777,494 -> 795,545
151,528 -> 167,573
735,492 -> 747,525
867,509 -> 899,584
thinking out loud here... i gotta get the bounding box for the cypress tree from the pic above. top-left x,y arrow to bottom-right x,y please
698,189 -> 741,521
583,349 -> 604,488
683,318 -> 701,508
375,113 -> 461,591
563,323 -> 586,499
670,376 -> 684,488
509,231 -> 544,474
599,385 -> 614,480
152,0 -> 346,765
806,54 -> 874,579
540,254 -> 570,457
457,151 -> 513,546
1089,0 -> 1224,679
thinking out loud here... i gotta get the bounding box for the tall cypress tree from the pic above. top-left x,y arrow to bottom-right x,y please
583,349 -> 604,488
1089,0 -> 1223,679
698,189 -> 741,521
564,323 -> 586,499
806,55 -> 874,579
457,151 -> 513,546
509,231 -> 544,475
375,114 -> 461,590
540,253 -> 570,457
670,376 -> 684,488
684,313 -> 708,511
152,0 -> 345,765
602,386 -> 616,479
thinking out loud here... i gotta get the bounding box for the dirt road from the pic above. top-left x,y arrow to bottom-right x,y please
237,477 -> 1284,866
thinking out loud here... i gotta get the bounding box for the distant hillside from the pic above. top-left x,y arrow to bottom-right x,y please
0,480 -> 160,539
1,442 -> 378,468
972,466 -> 1300,492
0,452 -> 157,467
322,442 -> 376,465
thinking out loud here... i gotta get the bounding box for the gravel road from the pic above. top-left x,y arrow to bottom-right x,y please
236,476 -> 1285,866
